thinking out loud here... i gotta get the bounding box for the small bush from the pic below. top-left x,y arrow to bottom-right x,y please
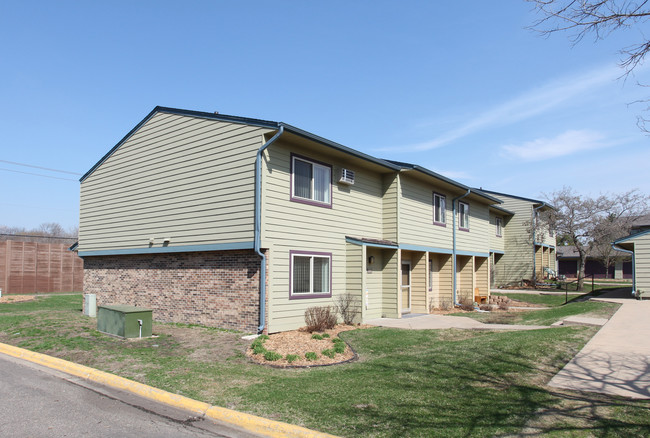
311,334 -> 324,340
304,306 -> 337,332
459,296 -> 475,311
333,342 -> 345,354
332,337 -> 343,344
258,334 -> 270,341
285,354 -> 299,363
498,302 -> 510,311
264,351 -> 282,361
322,348 -> 336,358
251,339 -> 267,355
479,304 -> 492,311
322,333 -> 330,338
335,292 -> 360,325
305,352 -> 318,361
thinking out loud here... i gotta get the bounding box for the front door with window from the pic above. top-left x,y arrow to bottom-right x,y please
401,261 -> 411,313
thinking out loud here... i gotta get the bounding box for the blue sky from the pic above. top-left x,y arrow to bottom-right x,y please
1,1 -> 648,230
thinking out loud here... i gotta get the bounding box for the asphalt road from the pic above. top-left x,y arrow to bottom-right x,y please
0,353 -> 258,438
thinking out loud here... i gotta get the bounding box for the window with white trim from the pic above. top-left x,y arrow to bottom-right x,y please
291,155 -> 331,206
458,201 -> 469,230
290,251 -> 331,297
496,217 -> 503,237
433,193 -> 446,225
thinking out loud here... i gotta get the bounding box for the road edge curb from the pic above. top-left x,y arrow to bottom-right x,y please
0,342 -> 338,438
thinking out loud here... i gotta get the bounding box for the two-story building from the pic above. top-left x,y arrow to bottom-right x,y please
78,107 -> 553,333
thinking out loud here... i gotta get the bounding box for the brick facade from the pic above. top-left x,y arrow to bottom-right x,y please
83,250 -> 268,333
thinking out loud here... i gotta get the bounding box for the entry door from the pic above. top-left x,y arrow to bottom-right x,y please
401,261 -> 411,313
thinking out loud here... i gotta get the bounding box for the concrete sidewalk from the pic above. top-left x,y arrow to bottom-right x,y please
366,314 -> 547,331
549,290 -> 650,399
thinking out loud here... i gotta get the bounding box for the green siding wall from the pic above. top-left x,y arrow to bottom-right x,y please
80,112 -> 271,251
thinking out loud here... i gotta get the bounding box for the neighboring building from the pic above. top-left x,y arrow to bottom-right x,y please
613,229 -> 650,296
556,245 -> 632,280
79,107 -> 550,333
476,190 -> 557,286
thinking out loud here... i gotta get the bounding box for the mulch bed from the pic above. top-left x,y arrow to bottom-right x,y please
246,324 -> 370,367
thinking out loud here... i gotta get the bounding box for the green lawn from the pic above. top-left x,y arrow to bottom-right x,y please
492,292 -> 578,307
1,294 -> 648,437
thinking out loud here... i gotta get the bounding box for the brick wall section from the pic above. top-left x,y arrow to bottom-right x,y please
83,250 -> 268,333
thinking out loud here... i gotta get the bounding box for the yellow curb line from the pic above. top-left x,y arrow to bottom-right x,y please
0,342 -> 339,438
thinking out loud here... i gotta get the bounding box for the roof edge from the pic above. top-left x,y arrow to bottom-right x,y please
478,188 -> 556,210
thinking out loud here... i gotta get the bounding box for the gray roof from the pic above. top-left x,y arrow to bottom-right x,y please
556,245 -> 629,259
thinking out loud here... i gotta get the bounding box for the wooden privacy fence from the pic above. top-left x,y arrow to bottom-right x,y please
0,240 -> 83,294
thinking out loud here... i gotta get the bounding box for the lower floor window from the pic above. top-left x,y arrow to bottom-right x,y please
290,251 -> 332,298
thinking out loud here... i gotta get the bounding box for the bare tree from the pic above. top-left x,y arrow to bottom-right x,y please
527,0 -> 650,128
545,186 -> 649,289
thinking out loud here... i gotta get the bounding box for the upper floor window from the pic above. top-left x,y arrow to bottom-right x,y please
290,250 -> 332,299
496,217 -> 503,237
549,228 -> 555,237
291,154 -> 332,208
433,193 -> 446,225
458,201 -> 469,230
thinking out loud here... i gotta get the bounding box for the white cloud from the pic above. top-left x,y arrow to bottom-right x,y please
499,130 -> 611,162
395,64 -> 621,152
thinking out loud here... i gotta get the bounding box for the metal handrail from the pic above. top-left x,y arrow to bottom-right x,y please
557,273 -> 595,304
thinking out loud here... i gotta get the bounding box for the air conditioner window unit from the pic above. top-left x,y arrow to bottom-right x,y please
339,168 -> 355,185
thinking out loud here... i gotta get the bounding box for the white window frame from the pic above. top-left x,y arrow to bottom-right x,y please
433,192 -> 446,225
458,201 -> 470,230
496,217 -> 503,237
291,155 -> 332,207
289,251 -> 332,298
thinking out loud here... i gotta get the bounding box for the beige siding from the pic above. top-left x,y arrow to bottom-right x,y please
475,256 -> 489,298
382,174 -> 398,242
488,195 -> 559,285
79,113 -> 271,251
398,174 -> 452,249
345,243 -> 364,323
262,140 -> 389,332
403,250 -> 427,313
382,249 -> 399,317
489,213 -> 506,253
457,255 -> 473,302
398,174 -> 491,254
631,233 -> 650,293
365,247 -> 385,320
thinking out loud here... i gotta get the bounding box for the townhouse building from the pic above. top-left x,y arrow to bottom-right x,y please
78,107 -> 554,333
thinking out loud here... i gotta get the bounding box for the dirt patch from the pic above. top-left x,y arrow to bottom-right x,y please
152,324 -> 249,362
0,295 -> 35,304
247,325 -> 369,367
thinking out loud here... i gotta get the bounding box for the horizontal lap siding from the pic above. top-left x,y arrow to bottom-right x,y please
491,197 -> 539,285
365,247 -> 384,320
399,175 -> 452,248
382,175 -> 398,241
633,234 -> 650,292
263,142 -> 386,332
455,202 -> 490,254
79,113 -> 271,252
489,213 -> 505,253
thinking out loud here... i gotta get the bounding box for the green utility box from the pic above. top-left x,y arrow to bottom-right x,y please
97,305 -> 152,338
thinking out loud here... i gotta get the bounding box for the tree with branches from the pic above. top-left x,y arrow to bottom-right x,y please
527,0 -> 650,128
545,186 -> 648,290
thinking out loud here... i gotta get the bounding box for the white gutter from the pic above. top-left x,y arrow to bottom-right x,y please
255,126 -> 285,333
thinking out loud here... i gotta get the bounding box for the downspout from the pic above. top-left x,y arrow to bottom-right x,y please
612,243 -> 636,296
255,126 -> 284,333
532,202 -> 546,283
452,189 -> 471,305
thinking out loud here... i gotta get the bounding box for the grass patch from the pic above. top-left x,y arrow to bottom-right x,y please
492,292 -> 581,307
0,294 -> 648,437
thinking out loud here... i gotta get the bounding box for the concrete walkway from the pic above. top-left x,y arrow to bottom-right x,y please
549,289 -> 650,399
366,314 -> 547,331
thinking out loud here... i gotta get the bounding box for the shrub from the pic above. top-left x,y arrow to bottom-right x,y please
305,352 -> 318,361
459,296 -> 475,311
264,351 -> 282,361
321,348 -> 336,358
333,342 -> 345,354
322,333 -> 330,338
251,338 -> 267,355
332,337 -> 343,344
304,306 -> 337,332
258,334 -> 270,341
335,292 -> 360,325
479,304 -> 492,311
311,334 -> 324,340
498,302 -> 510,311
285,354 -> 299,363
